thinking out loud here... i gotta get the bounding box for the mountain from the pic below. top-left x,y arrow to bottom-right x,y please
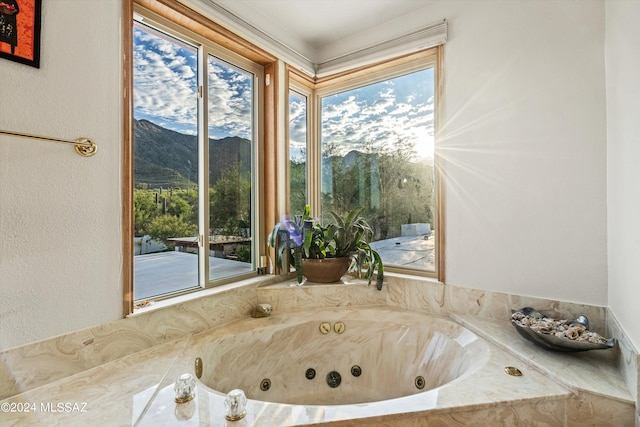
133,119 -> 432,191
133,119 -> 251,188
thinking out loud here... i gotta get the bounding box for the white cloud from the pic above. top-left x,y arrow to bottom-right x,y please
207,61 -> 253,139
289,96 -> 307,151
320,77 -> 435,160
133,27 -> 253,140
133,29 -> 198,133
134,25 -> 434,157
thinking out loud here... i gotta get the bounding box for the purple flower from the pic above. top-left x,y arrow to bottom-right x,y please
286,221 -> 303,247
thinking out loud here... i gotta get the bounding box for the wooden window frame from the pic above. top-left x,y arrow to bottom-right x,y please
287,47 -> 445,282
123,0 -> 445,315
122,0 -> 279,315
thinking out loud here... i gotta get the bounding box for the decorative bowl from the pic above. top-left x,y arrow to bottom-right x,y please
510,307 -> 616,352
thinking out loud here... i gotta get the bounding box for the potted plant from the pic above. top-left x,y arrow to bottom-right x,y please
268,205 -> 384,289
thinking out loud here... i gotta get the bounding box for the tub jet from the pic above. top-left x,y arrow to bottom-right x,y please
260,378 -> 271,391
305,368 -> 316,380
351,365 -> 362,377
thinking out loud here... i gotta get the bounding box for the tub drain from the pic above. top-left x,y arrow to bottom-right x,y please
415,376 -> 425,390
326,371 -> 341,388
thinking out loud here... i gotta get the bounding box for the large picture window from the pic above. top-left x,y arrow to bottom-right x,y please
132,12 -> 260,302
314,55 -> 439,275
124,1 -> 442,312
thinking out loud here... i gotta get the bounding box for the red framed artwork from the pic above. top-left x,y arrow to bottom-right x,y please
0,0 -> 41,68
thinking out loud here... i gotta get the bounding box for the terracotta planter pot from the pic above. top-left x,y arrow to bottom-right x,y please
301,258 -> 352,283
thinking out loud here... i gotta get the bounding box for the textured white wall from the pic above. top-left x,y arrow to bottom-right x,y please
437,0 -> 607,305
0,0 -> 616,349
606,0 -> 640,350
0,0 -> 122,349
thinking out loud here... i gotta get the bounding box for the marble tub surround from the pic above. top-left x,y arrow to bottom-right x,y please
382,273 -> 609,333
387,275 -> 639,417
0,336 -> 192,427
451,314 -> 632,403
256,275 -> 387,312
389,274 -> 638,424
606,308 -> 640,422
260,274 -> 639,421
260,274 -> 610,334
0,315 -> 628,427
1,274 -> 638,426
1,303 -> 627,426
0,275 -> 280,400
453,313 -> 637,426
139,306 -> 571,426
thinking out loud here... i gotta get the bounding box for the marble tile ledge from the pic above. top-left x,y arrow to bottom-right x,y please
1,274 -> 637,426
0,301 -> 634,426
0,313 -> 573,427
451,313 -> 634,405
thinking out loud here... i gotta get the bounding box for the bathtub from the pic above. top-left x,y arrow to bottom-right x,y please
196,307 -> 489,406
138,306 -> 574,426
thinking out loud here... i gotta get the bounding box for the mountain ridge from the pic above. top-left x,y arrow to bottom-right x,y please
134,119 -> 251,188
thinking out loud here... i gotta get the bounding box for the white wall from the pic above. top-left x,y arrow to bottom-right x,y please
0,0 -> 618,349
606,0 -> 640,350
438,0 -> 607,305
0,0 -> 122,349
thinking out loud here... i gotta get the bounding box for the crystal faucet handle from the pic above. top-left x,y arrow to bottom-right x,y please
174,373 -> 196,403
224,389 -> 247,421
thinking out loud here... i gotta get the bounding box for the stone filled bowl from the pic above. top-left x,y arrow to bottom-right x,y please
510,307 -> 616,352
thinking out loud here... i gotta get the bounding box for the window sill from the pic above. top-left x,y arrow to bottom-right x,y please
127,274 -> 281,318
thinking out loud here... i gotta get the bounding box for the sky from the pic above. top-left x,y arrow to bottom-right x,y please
290,70 -> 435,162
134,22 -> 434,160
133,23 -> 253,140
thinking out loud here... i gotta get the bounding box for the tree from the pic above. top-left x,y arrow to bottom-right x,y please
210,162 -> 251,235
147,215 -> 197,249
134,190 -> 159,237
166,192 -> 194,220
134,188 -> 198,244
319,136 -> 434,241
289,160 -> 307,214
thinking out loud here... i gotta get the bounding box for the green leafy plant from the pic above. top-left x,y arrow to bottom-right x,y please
147,215 -> 197,249
268,205 -> 384,289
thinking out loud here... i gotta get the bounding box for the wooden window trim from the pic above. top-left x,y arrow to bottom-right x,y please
122,0 -> 279,315
123,1 -> 445,315
435,45 -> 445,283
286,46 -> 445,282
122,0 -> 134,316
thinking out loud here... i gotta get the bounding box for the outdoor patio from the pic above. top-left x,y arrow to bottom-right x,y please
134,230 -> 434,301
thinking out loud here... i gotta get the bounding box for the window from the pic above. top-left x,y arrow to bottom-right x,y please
320,68 -> 436,273
206,55 -> 255,282
124,1 -> 442,313
288,88 -> 308,213
131,9 -> 262,302
295,50 -> 441,276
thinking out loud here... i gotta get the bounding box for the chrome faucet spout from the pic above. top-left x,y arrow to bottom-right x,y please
252,303 -> 272,318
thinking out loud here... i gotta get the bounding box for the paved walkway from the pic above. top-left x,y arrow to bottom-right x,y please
134,252 -> 252,300
370,233 -> 435,270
